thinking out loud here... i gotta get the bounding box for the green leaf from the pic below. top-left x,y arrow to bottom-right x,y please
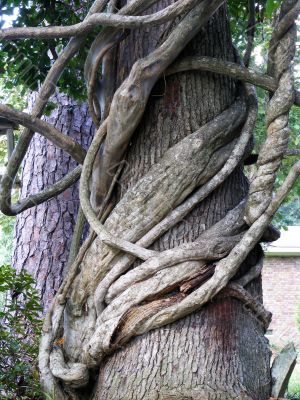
0,264 -> 43,398
44,101 -> 58,116
265,0 -> 281,19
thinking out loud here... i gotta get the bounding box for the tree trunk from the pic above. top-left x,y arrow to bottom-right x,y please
91,3 -> 271,399
12,93 -> 93,310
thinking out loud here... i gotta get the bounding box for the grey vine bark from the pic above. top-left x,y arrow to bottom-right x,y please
12,93 -> 93,309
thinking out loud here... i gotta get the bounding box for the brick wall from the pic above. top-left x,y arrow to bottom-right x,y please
262,256 -> 300,348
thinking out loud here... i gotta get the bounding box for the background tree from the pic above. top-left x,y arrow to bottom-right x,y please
0,1 -> 95,309
0,1 -> 300,399
12,93 -> 93,309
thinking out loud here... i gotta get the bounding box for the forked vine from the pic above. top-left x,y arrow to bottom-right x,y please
0,0 -> 299,399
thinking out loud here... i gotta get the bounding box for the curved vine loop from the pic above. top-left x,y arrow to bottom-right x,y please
0,103 -> 87,215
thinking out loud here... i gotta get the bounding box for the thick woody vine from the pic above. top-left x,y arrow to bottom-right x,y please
0,0 -> 299,398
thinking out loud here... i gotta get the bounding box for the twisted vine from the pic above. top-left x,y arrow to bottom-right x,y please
0,1 -> 299,398
245,0 -> 298,223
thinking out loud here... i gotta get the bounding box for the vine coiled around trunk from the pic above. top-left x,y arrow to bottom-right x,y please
0,1 -> 299,398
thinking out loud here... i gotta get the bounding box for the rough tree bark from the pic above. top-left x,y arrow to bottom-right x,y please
91,3 -> 270,399
12,93 -> 93,309
2,1 -> 298,399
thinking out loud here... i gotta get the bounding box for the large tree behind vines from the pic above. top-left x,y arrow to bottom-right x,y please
0,1 -> 300,399
12,93 -> 93,309
1,0 -> 95,310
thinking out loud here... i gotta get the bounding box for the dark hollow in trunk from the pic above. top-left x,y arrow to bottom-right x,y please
93,3 -> 271,399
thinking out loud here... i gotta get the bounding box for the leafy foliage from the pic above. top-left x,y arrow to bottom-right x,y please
265,0 -> 281,18
0,77 -> 27,109
286,303 -> 300,399
0,212 -> 15,265
287,394 -> 300,400
228,0 -> 281,23
0,0 -> 100,100
0,96 -> 21,268
0,264 -> 43,399
0,74 -> 29,266
228,0 -> 280,58
287,362 -> 300,399
297,302 -> 300,334
274,200 -> 300,227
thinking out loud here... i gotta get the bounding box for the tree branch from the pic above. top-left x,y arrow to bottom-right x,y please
0,104 -> 86,164
234,257 -> 263,287
166,56 -> 300,107
243,0 -> 256,67
220,283 -> 272,330
105,233 -> 243,306
91,84 -> 256,314
50,348 -> 89,389
286,148 -> 300,156
3,166 -> 82,216
269,0 -> 300,65
0,0 -> 110,218
0,0 -> 199,40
